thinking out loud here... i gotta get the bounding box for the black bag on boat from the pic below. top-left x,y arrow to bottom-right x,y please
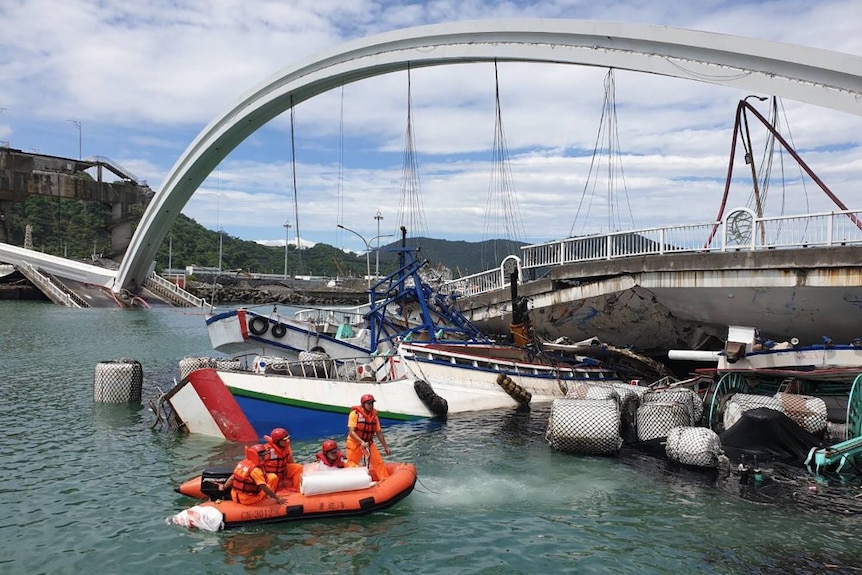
719,407 -> 826,465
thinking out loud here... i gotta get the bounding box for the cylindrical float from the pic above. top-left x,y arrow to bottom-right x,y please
565,383 -> 618,401
94,359 -> 143,403
300,465 -> 373,495
723,393 -> 782,430
178,356 -> 215,381
546,398 -> 622,455
774,392 -> 828,434
665,426 -> 723,468
214,358 -> 242,371
644,388 -> 703,425
636,401 -> 691,441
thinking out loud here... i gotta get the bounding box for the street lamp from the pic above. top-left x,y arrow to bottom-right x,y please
338,224 -> 372,288
283,221 -> 292,280
218,227 -> 224,273
337,224 -> 393,288
374,210 -> 384,278
67,119 -> 82,160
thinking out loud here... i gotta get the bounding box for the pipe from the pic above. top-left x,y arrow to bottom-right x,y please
667,349 -> 721,362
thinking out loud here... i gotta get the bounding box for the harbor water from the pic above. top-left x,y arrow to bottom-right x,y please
0,301 -> 860,574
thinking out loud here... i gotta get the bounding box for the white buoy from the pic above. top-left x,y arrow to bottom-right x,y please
178,357 -> 242,380
94,359 -> 143,403
665,426 -> 723,468
774,392 -> 828,434
565,383 -> 618,401
723,394 -> 782,430
178,357 -> 215,381
644,388 -> 703,425
546,398 -> 622,455
636,401 -> 691,441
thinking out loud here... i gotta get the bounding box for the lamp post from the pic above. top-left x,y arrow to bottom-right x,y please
337,224 -> 372,288
218,227 -> 224,273
67,119 -> 82,160
338,225 -> 392,288
374,210 -> 384,278
283,221 -> 292,279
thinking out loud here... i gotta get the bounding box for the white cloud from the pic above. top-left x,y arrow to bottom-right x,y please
1,0 -> 861,256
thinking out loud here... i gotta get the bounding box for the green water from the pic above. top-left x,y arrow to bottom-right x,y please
0,301 -> 859,574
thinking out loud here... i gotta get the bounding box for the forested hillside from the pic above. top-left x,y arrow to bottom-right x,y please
6,196 -> 526,278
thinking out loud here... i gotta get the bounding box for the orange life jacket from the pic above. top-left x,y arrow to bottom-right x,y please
351,406 -> 379,442
262,437 -> 293,477
316,450 -> 346,468
231,458 -> 263,494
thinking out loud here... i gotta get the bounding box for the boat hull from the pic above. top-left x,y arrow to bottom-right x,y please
206,308 -> 370,362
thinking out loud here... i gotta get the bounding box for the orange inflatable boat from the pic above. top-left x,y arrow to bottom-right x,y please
175,462 -> 417,528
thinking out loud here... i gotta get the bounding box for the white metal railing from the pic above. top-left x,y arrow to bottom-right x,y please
442,207 -> 862,297
294,304 -> 370,327
145,272 -> 207,308
18,262 -> 86,308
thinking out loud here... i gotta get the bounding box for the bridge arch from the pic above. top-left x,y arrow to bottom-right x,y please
115,18 -> 862,293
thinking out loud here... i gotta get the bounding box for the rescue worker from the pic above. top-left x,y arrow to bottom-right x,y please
262,427 -> 303,490
315,439 -> 357,468
221,444 -> 286,506
346,394 -> 391,480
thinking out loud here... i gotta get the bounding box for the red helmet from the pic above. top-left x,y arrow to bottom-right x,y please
246,443 -> 268,463
271,427 -> 289,442
360,394 -> 376,404
322,439 -> 338,452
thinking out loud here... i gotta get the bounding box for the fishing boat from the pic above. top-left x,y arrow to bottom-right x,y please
172,461 -> 416,529
168,337 -> 626,441
204,229 -> 488,365
668,325 -> 862,435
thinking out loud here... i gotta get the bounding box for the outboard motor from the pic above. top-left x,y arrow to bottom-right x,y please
200,466 -> 234,501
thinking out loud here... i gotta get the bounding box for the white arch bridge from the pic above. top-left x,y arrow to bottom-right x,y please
1,18 -> 861,304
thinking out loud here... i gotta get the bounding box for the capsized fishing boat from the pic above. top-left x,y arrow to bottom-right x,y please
171,461 -> 417,530
167,337 -> 627,441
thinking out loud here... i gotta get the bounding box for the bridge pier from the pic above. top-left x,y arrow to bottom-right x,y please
109,202 -> 136,257
0,200 -> 10,244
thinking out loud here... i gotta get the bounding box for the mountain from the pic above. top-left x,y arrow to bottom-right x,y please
155,215 -> 526,279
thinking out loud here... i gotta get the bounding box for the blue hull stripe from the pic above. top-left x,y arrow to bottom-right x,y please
230,389 -> 422,442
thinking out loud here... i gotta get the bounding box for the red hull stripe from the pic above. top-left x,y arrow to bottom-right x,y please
189,368 -> 258,442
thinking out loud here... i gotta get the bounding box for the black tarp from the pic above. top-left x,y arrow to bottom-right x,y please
719,407 -> 826,464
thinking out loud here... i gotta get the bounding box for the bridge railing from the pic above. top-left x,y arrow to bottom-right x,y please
145,272 -> 207,308
442,208 -> 862,297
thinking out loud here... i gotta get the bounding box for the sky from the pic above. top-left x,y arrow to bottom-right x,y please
2,0 -> 861,255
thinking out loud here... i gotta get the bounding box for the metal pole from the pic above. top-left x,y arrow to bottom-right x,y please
337,224 -> 371,288
218,228 -> 223,273
283,222 -> 291,279
374,210 -> 383,278
68,120 -> 82,160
